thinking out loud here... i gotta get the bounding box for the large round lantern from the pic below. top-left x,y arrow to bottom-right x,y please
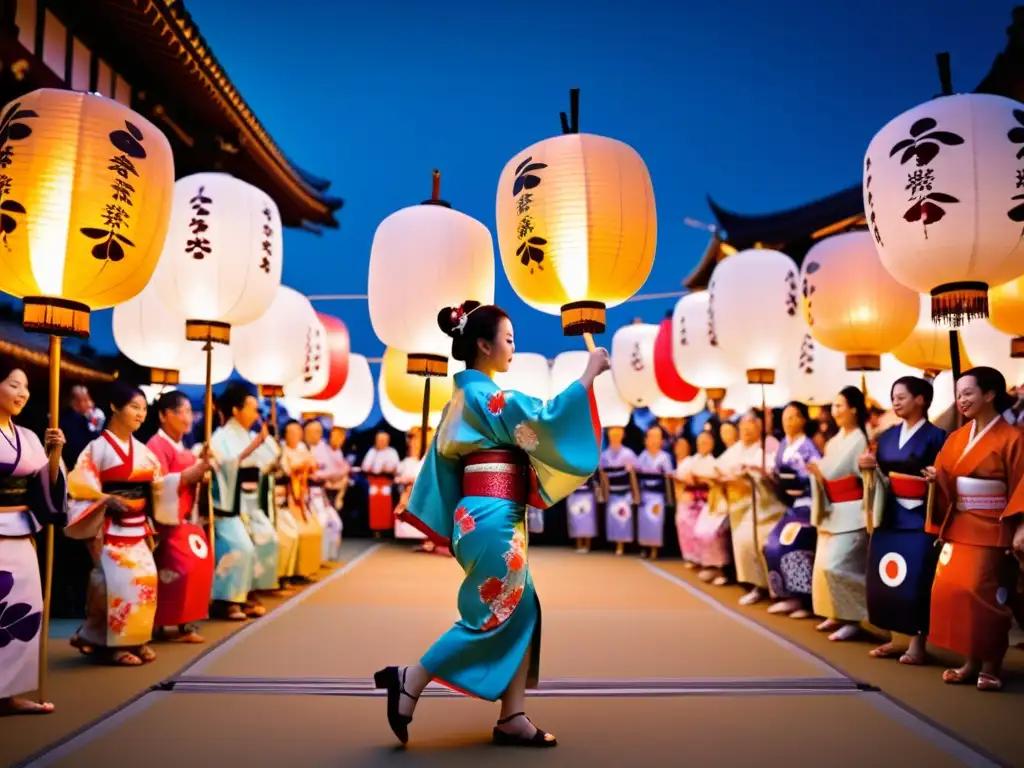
368,171 -> 494,377
960,320 -> 1024,387
653,314 -> 699,404
112,280 -> 186,385
494,353 -> 551,402
864,92 -> 1024,325
610,323 -> 662,408
988,275 -> 1024,358
152,172 -> 282,346
784,330 -> 847,406
379,373 -> 443,431
176,339 -> 233,386
708,248 -> 803,386
328,353 -> 375,428
551,350 -> 631,428
495,90 -> 656,337
722,379 -> 793,413
671,291 -> 741,401
0,89 -> 174,337
307,313 -> 351,400
233,286 -> 315,391
892,294 -> 972,377
650,393 -> 704,419
800,230 -> 917,370
382,347 -> 459,414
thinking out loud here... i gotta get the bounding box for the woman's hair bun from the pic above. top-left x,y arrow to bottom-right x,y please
436,300 -> 482,338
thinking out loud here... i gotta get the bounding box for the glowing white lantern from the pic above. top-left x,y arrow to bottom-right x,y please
610,323 -> 662,408
176,339 -> 233,386
722,379 -> 793,413
784,330 -> 848,406
864,93 -> 1024,326
550,350 -> 631,428
233,286 -> 315,388
800,230 -> 917,370
368,173 -> 495,376
153,172 -> 282,345
671,291 -> 741,400
960,320 -> 1024,387
494,353 -> 551,401
282,353 -> 375,429
708,249 -> 803,385
650,394 -> 704,418
112,279 -> 186,384
929,370 -> 956,421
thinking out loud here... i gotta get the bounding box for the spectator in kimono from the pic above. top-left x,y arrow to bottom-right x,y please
719,421 -> 739,450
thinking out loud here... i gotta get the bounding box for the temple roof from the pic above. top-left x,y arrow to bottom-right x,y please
2,0 -> 343,230
683,7 -> 1024,290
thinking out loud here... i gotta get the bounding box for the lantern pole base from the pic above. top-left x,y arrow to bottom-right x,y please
746,369 -> 774,386
150,367 -> 180,385
845,354 -> 881,372
930,282 -> 988,327
706,387 -> 727,401
406,353 -> 448,377
561,301 -> 606,336
22,297 -> 90,338
186,320 -> 231,345
258,385 -> 284,398
1011,337 -> 1024,359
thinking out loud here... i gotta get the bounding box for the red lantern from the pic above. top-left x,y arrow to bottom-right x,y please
309,312 -> 351,401
654,315 -> 698,402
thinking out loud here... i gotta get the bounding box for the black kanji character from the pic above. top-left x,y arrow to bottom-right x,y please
108,154 -> 138,178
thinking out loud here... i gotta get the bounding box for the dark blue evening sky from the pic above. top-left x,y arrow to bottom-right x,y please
86,0 -> 1013,422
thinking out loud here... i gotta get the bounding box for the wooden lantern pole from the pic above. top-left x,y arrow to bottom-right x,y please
38,335 -> 61,705
203,341 -> 215,548
860,373 -> 875,535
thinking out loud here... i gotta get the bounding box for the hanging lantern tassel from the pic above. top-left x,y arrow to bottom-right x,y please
931,282 -> 989,328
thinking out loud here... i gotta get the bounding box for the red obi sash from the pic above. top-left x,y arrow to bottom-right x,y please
889,472 -> 927,501
462,450 -> 531,505
823,474 -> 862,504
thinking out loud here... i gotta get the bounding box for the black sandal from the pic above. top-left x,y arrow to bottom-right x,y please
373,666 -> 418,745
492,713 -> 558,747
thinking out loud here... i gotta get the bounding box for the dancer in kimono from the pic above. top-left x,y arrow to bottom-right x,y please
724,410 -> 784,605
689,432 -> 733,585
67,383 -> 180,665
0,365 -> 66,715
600,426 -> 637,556
279,420 -> 323,580
927,367 -> 1024,691
363,431 -> 400,535
208,385 -> 281,620
147,391 -> 215,643
305,419 -> 344,561
762,402 -> 821,619
808,386 -> 870,642
861,376 -> 946,665
675,432 -> 711,568
635,426 -> 674,559
377,301 -> 606,748
394,429 -> 427,542
566,471 -> 599,554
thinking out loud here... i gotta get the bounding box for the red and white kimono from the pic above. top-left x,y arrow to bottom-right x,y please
147,430 -> 214,627
67,431 -> 180,648
931,416 -> 1024,664
361,445 -> 399,532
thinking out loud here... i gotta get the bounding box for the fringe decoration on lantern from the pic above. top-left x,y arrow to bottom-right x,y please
930,282 -> 988,327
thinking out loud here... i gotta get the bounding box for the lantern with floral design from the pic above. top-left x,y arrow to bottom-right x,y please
550,350 -> 631,428
892,294 -> 972,378
494,353 -> 551,402
783,329 -> 847,406
495,89 -> 656,342
863,86 -> 1024,326
671,291 -> 741,402
800,230 -> 917,371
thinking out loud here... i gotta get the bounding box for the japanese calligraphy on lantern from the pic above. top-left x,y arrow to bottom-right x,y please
260,206 -> 273,274
510,156 -> 549,274
187,185 -> 212,259
0,101 -> 36,250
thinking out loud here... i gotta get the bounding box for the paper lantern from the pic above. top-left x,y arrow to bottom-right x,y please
653,315 -> 699,404
382,347 -> 461,414
495,91 -> 656,336
929,370 -> 956,420
0,89 -> 174,336
784,330 -> 848,406
610,323 -> 663,407
671,291 -> 741,400
988,275 -> 1024,358
152,172 -> 282,345
708,249 -> 803,384
800,230 -> 917,370
494,353 -> 551,401
327,353 -> 375,428
864,92 -> 1024,325
722,379 -> 793,413
176,339 -> 233,386
550,350 -> 631,428
892,294 -> 972,375
112,279 -> 186,384
233,286 -> 315,388
308,313 -> 351,400
368,172 -> 494,376
650,394 -> 704,419
379,374 -> 443,431
960,320 -> 1024,386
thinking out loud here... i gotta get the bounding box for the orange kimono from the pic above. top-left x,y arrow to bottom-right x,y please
929,416 -> 1024,663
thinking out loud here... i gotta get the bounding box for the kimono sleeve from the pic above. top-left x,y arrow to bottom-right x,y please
25,431 -> 67,527
399,421 -> 463,547
66,440 -> 106,540
144,443 -> 181,527
1001,429 -> 1024,521
472,380 -> 601,508
928,434 -> 961,535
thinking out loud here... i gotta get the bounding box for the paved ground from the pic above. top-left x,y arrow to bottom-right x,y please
2,542 -> 1020,767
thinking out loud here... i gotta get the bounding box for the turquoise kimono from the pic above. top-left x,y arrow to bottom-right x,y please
401,368 -> 601,701
210,419 -> 281,600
